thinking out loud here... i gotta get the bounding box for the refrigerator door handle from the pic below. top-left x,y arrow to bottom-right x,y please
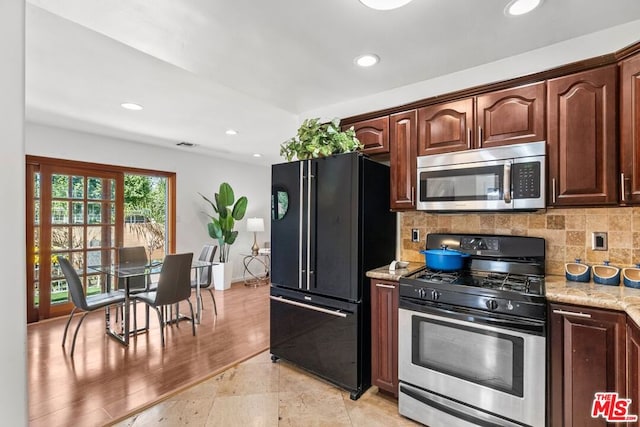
299,161 -> 304,289
307,159 -> 313,291
270,296 -> 348,318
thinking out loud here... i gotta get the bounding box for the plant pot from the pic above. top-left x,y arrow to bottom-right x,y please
565,259 -> 591,282
592,261 -> 620,286
212,262 -> 233,290
623,264 -> 640,289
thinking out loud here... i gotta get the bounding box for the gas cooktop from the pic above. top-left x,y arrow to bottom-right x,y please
413,269 -> 544,296
400,233 -> 547,320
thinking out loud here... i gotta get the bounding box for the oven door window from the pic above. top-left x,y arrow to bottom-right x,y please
412,315 -> 524,397
419,165 -> 504,202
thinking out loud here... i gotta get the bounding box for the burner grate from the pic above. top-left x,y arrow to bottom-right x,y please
417,270 -> 460,284
474,272 -> 542,295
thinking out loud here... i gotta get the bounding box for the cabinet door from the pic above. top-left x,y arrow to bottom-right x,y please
389,110 -> 417,210
620,53 -> 640,204
549,303 -> 626,427
370,279 -> 399,396
418,98 -> 473,155
476,82 -> 545,148
547,65 -> 618,206
628,318 -> 640,426
348,116 -> 389,155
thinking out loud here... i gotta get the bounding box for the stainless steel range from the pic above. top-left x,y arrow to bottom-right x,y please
398,233 -> 547,427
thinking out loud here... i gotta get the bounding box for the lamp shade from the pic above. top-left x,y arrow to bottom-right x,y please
247,217 -> 264,232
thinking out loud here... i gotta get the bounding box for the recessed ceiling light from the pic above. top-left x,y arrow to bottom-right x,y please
505,0 -> 542,16
225,129 -> 238,136
354,54 -> 380,67
359,0 -> 413,11
253,153 -> 262,158
121,102 -> 143,111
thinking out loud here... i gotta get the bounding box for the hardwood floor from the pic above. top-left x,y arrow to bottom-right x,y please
28,283 -> 270,427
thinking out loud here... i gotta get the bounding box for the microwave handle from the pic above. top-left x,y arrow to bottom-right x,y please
503,161 -> 511,204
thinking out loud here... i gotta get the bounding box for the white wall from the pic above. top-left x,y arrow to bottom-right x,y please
26,122 -> 271,281
0,0 -> 27,424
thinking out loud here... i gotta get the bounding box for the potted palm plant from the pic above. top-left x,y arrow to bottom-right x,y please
200,182 -> 248,290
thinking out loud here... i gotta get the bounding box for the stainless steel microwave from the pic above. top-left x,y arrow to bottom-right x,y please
416,141 -> 546,212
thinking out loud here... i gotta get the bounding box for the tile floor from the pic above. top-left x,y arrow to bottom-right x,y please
114,351 -> 420,426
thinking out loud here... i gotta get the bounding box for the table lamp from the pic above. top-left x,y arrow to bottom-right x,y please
247,217 -> 265,256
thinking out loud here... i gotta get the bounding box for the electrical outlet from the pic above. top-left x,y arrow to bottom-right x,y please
411,229 -> 420,242
592,232 -> 608,251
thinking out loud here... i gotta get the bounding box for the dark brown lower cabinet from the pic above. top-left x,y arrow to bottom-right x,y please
628,318 -> 640,427
549,303 -> 627,427
370,279 -> 398,396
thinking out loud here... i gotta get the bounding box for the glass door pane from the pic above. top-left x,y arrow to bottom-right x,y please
37,166 -> 122,319
124,174 -> 168,262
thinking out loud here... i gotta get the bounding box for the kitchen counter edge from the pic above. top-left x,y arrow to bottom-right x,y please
545,275 -> 640,327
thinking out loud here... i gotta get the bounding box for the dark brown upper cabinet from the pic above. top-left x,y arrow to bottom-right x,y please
620,52 -> 640,204
389,110 -> 417,210
547,65 -> 618,207
418,98 -> 473,156
345,116 -> 389,155
476,82 -> 545,148
417,83 -> 545,156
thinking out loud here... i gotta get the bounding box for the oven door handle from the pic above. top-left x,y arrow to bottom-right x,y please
400,384 -> 523,427
401,299 -> 545,335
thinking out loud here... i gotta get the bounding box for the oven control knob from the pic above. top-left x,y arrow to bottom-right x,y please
486,299 -> 499,310
431,290 -> 440,300
418,288 -> 428,299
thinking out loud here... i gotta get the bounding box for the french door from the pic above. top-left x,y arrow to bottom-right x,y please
26,156 -> 176,323
30,165 -> 124,320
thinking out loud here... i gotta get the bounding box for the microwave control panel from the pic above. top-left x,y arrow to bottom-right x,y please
512,162 -> 540,199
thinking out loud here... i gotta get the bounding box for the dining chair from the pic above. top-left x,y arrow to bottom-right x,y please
132,253 -> 195,347
118,246 -> 154,331
58,256 -> 126,357
191,244 -> 218,315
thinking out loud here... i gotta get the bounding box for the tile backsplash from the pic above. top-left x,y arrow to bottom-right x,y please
400,207 -> 640,275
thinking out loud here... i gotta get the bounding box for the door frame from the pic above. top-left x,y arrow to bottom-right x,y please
25,156 -> 176,323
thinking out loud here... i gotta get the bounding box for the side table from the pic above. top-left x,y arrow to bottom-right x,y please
242,253 -> 270,287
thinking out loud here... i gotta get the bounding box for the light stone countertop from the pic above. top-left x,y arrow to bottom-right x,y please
365,262 -> 425,282
365,265 -> 640,326
545,275 -> 640,326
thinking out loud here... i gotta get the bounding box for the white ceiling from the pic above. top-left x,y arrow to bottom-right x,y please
25,0 -> 640,165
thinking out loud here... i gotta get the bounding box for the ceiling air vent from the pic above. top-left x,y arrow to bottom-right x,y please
176,141 -> 196,147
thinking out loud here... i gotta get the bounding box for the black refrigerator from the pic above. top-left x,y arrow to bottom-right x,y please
269,152 -> 396,400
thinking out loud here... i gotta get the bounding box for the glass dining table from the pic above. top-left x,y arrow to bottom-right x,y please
89,259 -> 214,345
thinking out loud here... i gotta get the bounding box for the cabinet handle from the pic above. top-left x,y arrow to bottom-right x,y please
467,128 -> 471,149
551,178 -> 557,204
552,309 -> 592,318
478,126 -> 483,148
621,173 -> 626,202
376,283 -> 396,289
